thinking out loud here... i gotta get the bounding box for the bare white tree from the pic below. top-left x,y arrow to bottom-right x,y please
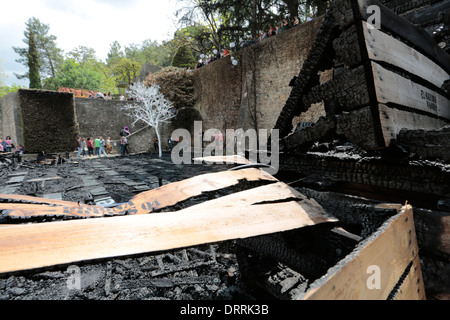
122,82 -> 176,157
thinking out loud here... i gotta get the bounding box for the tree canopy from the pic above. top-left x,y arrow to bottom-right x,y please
12,1 -> 328,93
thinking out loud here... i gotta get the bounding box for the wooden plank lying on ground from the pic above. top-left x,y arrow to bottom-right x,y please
1,204 -> 118,219
114,167 -> 278,216
0,193 -> 82,208
296,205 -> 424,300
0,182 -> 337,274
193,155 -> 252,165
1,167 -> 277,220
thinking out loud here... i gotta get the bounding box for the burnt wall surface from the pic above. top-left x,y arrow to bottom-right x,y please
192,17 -> 324,136
18,89 -> 79,153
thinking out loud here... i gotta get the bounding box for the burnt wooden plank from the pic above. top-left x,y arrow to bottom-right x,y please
0,183 -> 337,274
1,167 -> 278,220
371,62 -> 450,119
399,1 -> 450,28
335,106 -> 384,149
377,104 -> 449,147
392,255 -> 426,300
114,168 -> 278,216
357,0 -> 450,73
0,193 -> 82,208
363,21 -> 450,89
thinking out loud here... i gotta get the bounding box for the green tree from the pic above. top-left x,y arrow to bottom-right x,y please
13,17 -> 63,82
28,28 -> 42,89
110,57 -> 142,87
106,41 -> 124,67
175,0 -> 331,50
45,58 -> 103,91
171,46 -> 197,69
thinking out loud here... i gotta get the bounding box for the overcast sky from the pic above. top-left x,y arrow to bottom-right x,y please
0,0 -> 182,86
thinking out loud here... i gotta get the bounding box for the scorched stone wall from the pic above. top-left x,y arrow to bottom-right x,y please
192,17 -> 325,138
8,89 -> 80,153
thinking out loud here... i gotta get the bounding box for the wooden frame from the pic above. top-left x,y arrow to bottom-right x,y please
296,205 -> 425,300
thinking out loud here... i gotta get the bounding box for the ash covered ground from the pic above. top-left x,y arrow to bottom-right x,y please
0,152 -> 267,300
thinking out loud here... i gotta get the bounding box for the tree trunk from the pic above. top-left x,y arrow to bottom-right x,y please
156,125 -> 163,158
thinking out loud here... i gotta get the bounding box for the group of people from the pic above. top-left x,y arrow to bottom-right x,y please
194,12 -> 318,69
195,47 -> 232,69
244,14 -> 314,48
76,126 -> 132,158
77,136 -> 112,158
88,92 -> 114,100
0,136 -> 23,154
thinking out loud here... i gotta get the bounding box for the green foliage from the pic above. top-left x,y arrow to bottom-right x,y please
0,84 -> 24,98
28,28 -> 42,89
45,59 -> 103,91
13,17 -> 63,82
171,46 -> 196,69
110,57 -> 142,87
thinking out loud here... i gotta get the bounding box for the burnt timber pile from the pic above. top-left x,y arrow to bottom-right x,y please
250,0 -> 450,299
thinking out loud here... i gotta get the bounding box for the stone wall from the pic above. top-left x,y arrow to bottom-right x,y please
0,90 -> 79,153
0,92 -> 23,148
75,98 -> 171,154
192,17 -> 325,139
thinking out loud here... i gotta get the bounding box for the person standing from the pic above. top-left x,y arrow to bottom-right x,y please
99,136 -> 108,157
5,136 -> 14,152
120,136 -> 129,156
76,137 -> 83,157
87,138 -> 94,156
153,135 -> 159,152
106,137 -> 112,154
94,137 -> 101,156
81,138 -> 87,157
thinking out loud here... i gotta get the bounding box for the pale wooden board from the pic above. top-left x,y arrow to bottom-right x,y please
393,255 -> 426,300
378,104 -> 449,147
174,182 -> 337,225
363,21 -> 450,90
2,204 -> 117,219
371,62 -> 450,120
297,205 -> 420,300
0,193 -> 83,208
1,168 -> 278,220
0,183 -> 337,274
114,167 -> 278,216
193,155 -> 252,165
